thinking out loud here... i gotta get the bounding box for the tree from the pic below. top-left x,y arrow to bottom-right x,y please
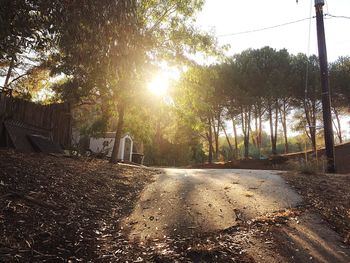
11,65 -> 51,101
329,56 -> 350,143
174,66 -> 219,163
226,52 -> 255,159
220,61 -> 241,159
44,0 -> 218,163
271,49 -> 293,153
0,0 -> 54,90
291,54 -> 321,152
245,47 -> 292,156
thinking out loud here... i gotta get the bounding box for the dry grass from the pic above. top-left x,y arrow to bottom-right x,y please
286,158 -> 326,175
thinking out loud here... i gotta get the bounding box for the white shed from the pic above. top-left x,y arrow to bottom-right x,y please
89,133 -> 133,161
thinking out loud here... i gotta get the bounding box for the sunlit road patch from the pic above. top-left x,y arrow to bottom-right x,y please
122,169 -> 302,240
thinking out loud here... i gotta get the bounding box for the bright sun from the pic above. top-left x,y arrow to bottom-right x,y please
147,64 -> 181,97
147,74 -> 169,97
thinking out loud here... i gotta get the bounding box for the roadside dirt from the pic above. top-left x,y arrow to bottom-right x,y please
0,151 -> 254,262
281,172 -> 350,245
1,151 -> 350,263
123,168 -> 350,263
0,149 -> 159,262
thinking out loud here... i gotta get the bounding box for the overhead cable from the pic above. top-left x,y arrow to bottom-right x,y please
217,13 -> 349,38
325,13 -> 350,20
217,17 -> 315,38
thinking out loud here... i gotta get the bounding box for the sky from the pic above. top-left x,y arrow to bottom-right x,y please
196,0 -> 350,62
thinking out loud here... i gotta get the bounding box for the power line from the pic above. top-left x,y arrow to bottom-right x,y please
325,13 -> 350,20
217,13 -> 349,38
217,17 -> 315,38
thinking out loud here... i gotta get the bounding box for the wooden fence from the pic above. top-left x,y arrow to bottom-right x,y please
282,141 -> 350,174
0,94 -> 72,148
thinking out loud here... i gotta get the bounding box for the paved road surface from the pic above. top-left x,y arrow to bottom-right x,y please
122,168 -> 350,262
123,169 -> 301,239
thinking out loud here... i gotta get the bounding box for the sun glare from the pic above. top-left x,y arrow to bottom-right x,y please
147,64 -> 182,97
147,75 -> 169,96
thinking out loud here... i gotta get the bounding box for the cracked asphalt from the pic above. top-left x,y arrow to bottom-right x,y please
122,168 -> 350,262
123,169 -> 302,240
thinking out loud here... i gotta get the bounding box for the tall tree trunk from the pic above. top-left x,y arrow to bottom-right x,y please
253,106 -> 258,149
332,107 -> 342,143
241,106 -> 251,159
232,118 -> 239,159
268,104 -> 277,155
279,101 -> 289,153
241,108 -> 246,158
311,101 -> 317,152
282,112 -> 288,153
213,113 -> 220,160
249,121 -> 256,147
245,109 -> 251,159
273,101 -> 278,154
221,123 -> 234,161
208,118 -> 213,164
254,107 -> 258,138
258,106 -> 262,157
3,56 -> 15,89
302,99 -> 316,152
310,127 -> 316,153
110,104 -> 125,163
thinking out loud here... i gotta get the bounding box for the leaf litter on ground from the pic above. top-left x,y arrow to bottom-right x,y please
0,150 -> 256,262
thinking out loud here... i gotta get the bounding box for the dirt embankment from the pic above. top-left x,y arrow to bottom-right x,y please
0,150 -> 159,262
2,150 -> 349,263
0,151 -> 256,263
281,172 -> 350,244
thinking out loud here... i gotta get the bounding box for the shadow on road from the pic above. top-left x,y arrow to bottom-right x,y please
122,168 -> 350,263
123,169 -> 301,240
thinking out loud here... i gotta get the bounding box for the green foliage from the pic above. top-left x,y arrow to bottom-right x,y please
330,56 -> 350,105
0,0 -> 53,60
2,0 -> 350,166
143,113 -> 206,166
11,67 -> 51,100
0,1 -> 56,93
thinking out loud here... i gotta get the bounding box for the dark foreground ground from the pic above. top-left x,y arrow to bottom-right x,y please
281,172 -> 350,245
0,150 -> 349,262
0,150 -> 159,262
0,151 -> 256,262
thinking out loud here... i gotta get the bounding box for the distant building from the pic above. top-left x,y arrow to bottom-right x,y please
89,133 -> 133,161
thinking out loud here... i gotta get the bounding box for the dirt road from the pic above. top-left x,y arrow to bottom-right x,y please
123,168 -> 350,263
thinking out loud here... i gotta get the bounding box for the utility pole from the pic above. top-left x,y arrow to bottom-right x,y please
314,0 -> 336,173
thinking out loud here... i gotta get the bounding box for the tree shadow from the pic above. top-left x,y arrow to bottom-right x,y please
124,168 -> 302,240
273,212 -> 350,263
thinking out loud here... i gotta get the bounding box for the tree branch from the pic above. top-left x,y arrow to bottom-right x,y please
7,73 -> 29,87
